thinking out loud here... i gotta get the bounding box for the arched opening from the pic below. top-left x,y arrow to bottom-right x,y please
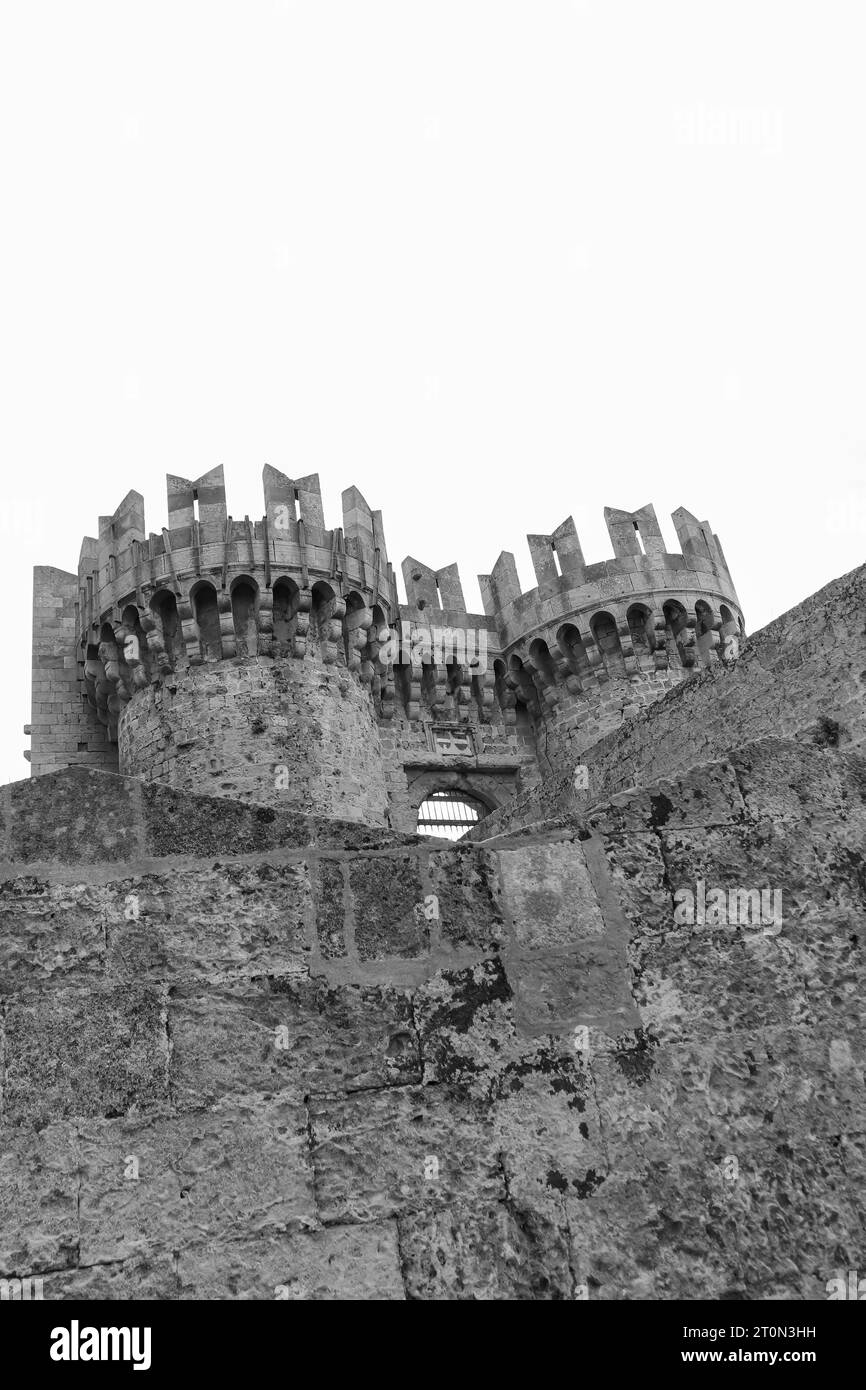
557,623 -> 591,684
272,577 -> 300,653
508,653 -> 538,712
343,590 -> 369,671
150,589 -> 184,664
695,600 -> 714,638
97,622 -> 120,680
311,579 -> 337,654
663,599 -> 690,667
367,604 -> 389,667
528,637 -> 557,687
417,790 -> 487,841
590,610 -> 626,677
694,599 -> 716,666
365,603 -> 386,692
626,604 -> 653,667
120,604 -> 150,684
192,583 -> 222,662
231,577 -> 259,659
718,604 -> 740,662
493,658 -> 514,723
528,638 -> 559,709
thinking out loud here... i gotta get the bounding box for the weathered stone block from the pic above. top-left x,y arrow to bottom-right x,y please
397,1199 -> 572,1299
77,1094 -> 315,1264
349,854 -> 428,959
496,840 -> 605,948
169,978 -> 419,1109
427,847 -> 505,950
3,984 -> 168,1128
105,862 -> 312,984
309,1085 -> 501,1224
7,768 -> 141,864
177,1223 -> 404,1300
0,878 -> 107,993
0,1122 -> 80,1277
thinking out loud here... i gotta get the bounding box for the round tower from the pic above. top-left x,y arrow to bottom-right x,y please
72,467 -> 397,824
468,502 -> 745,774
32,474 -> 745,839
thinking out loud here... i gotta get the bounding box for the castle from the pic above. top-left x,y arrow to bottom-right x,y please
28,465 -> 745,834
4,468 -> 863,1300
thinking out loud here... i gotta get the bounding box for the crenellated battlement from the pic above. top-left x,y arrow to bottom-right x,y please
402,501 -> 744,740
31,472 -> 745,831
80,464 -> 397,644
72,467 -> 405,743
474,502 -> 740,639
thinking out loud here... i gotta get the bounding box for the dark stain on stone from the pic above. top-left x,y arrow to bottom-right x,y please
830,846 -> 866,899
549,1074 -> 587,1112
813,715 -> 842,748
423,959 -> 512,1036
571,1168 -> 605,1199
649,793 -> 675,828
613,1028 -> 658,1087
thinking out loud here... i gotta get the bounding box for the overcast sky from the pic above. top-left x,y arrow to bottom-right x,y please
2,1 -> 865,785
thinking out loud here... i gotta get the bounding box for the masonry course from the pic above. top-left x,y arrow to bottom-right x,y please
8,469 -> 864,1299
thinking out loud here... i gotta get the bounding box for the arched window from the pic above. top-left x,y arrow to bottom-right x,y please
508,653 -> 538,711
192,583 -> 222,662
343,590 -> 368,671
272,577 -> 300,652
590,610 -> 626,677
695,600 -> 714,637
150,588 -> 184,663
626,603 -> 653,659
663,599 -> 690,667
231,578 -> 259,658
557,622 -> 591,683
694,599 -> 716,666
417,790 -> 486,841
120,604 -> 150,683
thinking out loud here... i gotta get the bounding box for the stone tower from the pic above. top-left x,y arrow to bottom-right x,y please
8,474 -> 866,1301
28,468 -> 743,836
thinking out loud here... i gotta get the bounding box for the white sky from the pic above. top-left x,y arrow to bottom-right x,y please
2,0 -> 865,785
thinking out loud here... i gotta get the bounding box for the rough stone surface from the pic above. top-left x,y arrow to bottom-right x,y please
2,732 -> 864,1297
119,657 -> 390,824
15,477 -> 866,1298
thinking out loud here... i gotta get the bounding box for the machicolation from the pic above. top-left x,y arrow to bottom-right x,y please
12,466 -> 866,1302
30,465 -> 744,836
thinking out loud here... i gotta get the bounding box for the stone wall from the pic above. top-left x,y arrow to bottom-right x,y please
534,668 -> 686,773
29,567 -> 115,777
32,476 -> 745,841
472,560 -> 866,840
377,712 -> 538,835
2,742 -> 863,1299
117,656 -> 389,825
